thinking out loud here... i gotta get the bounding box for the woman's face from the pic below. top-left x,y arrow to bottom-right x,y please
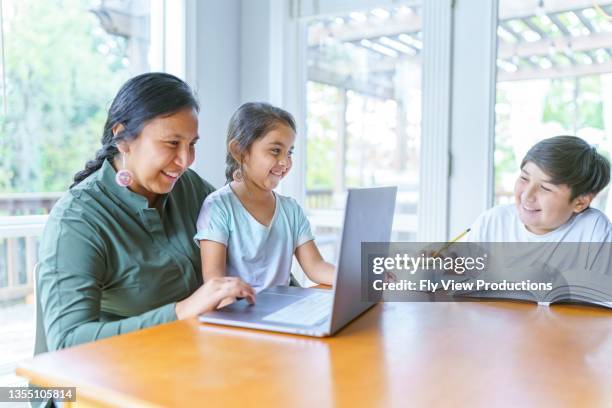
117,108 -> 199,205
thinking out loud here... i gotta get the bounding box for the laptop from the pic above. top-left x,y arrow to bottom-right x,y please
198,186 -> 397,337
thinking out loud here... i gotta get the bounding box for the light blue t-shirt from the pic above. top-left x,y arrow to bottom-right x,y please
194,184 -> 315,291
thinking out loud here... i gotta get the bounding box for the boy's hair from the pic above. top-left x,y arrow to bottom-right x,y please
520,135 -> 610,201
225,102 -> 296,183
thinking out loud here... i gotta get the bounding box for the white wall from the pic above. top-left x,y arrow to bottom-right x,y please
240,1 -> 272,102
191,0 -> 241,188
448,0 -> 498,237
192,0 -> 296,190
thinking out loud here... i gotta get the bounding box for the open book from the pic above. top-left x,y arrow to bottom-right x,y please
364,241 -> 612,307
415,241 -> 612,309
451,264 -> 612,309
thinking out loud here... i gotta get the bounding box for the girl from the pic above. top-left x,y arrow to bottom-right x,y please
195,102 -> 335,299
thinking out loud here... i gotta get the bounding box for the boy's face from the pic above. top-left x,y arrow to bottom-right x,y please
514,162 -> 592,235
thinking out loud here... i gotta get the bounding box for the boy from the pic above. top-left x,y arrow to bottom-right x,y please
468,136 -> 611,243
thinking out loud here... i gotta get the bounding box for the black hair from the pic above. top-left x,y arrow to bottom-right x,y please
225,102 -> 296,184
520,135 -> 610,201
71,72 -> 199,187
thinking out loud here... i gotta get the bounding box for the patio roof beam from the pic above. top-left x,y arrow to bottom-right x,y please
521,17 -> 546,39
574,10 -> 596,33
547,13 -> 571,36
498,60 -> 612,81
498,32 -> 612,59
307,47 -> 402,72
308,15 -> 421,45
391,35 -> 422,52
562,51 -> 577,65
583,49 -> 597,62
345,37 -> 420,55
499,0 -> 612,20
308,0 -> 612,47
307,66 -> 394,99
499,21 -> 524,42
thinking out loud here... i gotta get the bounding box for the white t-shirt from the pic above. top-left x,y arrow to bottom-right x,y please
464,204 -> 612,281
467,204 -> 612,243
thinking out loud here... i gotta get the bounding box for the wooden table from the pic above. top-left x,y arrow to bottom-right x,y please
17,301 -> 612,407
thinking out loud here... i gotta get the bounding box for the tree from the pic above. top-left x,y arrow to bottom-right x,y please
0,0 -> 132,194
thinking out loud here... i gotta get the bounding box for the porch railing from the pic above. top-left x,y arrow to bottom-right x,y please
0,193 -> 60,303
0,215 -> 47,302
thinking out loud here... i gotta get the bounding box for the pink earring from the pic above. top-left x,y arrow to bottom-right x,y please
233,168 -> 243,182
115,152 -> 133,187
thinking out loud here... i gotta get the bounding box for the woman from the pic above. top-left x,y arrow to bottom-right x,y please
38,73 -> 255,351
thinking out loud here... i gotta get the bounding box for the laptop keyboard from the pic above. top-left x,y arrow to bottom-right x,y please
262,292 -> 333,326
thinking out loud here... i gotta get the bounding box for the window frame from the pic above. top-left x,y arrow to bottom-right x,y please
279,0 -> 455,241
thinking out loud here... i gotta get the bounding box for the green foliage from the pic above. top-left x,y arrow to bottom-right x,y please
494,89 -> 517,189
306,82 -> 341,190
542,76 -> 604,131
496,75 -> 606,198
0,0 -> 130,193
306,136 -> 335,189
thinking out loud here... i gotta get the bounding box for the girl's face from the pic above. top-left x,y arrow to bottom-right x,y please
240,124 -> 295,191
117,108 -> 199,205
514,161 -> 591,235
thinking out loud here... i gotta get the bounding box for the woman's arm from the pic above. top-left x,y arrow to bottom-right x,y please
38,214 -> 182,351
39,212 -> 253,351
294,240 -> 335,285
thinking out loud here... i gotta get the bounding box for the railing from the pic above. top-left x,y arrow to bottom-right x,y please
0,192 -> 62,216
306,188 -> 334,209
0,194 -> 60,303
0,189 -> 419,300
0,216 -> 47,302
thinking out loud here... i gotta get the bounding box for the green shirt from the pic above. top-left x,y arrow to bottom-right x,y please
38,159 -> 215,351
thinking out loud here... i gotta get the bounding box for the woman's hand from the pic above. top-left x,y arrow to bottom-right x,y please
175,277 -> 256,319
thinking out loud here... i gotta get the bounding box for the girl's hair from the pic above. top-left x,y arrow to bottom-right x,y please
520,135 -> 610,200
71,72 -> 199,188
225,102 -> 296,183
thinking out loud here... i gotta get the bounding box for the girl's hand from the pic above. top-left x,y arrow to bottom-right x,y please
175,277 -> 255,319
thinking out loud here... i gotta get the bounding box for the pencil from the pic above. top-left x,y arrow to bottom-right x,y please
431,228 -> 471,257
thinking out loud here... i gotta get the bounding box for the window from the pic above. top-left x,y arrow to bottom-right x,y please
494,0 -> 612,214
0,0 -> 157,387
303,3 -> 423,265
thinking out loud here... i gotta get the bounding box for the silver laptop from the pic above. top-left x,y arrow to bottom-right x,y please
198,186 -> 397,337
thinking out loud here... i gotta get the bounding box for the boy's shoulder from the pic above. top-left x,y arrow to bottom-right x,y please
575,207 -> 610,223
469,204 -> 520,242
477,203 -> 518,225
471,204 -> 612,242
570,207 -> 612,240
